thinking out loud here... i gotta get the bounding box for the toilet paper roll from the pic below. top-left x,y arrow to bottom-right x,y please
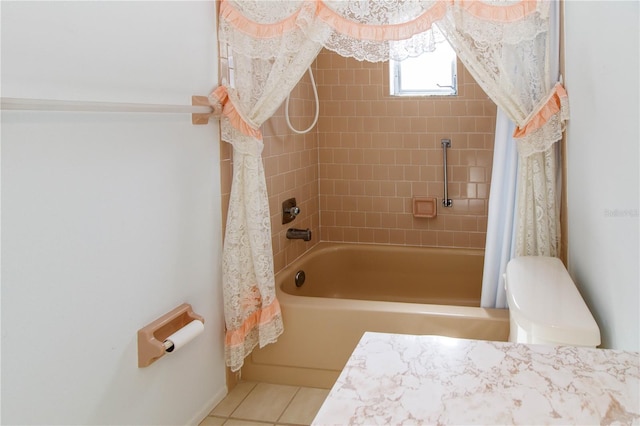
163,320 -> 204,353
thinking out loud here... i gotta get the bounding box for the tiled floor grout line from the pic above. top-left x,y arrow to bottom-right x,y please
226,382 -> 304,425
226,381 -> 258,421
231,384 -> 295,424
275,386 -> 302,425
202,382 -> 330,426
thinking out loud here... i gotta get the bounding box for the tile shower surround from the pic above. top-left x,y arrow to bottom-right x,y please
220,48 -> 497,274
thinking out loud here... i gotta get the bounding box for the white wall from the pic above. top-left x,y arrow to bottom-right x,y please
1,2 -> 226,424
564,1 -> 639,351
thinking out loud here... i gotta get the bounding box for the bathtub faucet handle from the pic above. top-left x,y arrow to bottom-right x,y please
286,206 -> 301,216
282,198 -> 301,224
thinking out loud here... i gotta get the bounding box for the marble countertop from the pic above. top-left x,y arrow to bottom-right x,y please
312,332 -> 640,425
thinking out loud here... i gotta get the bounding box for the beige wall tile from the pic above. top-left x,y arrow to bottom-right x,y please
310,49 -> 496,249
219,48 -> 496,276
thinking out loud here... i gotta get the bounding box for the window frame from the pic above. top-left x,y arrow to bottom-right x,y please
389,41 -> 458,97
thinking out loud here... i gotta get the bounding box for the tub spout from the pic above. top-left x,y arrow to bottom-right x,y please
286,228 -> 312,241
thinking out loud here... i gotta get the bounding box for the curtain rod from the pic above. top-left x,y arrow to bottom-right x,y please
0,96 -> 216,125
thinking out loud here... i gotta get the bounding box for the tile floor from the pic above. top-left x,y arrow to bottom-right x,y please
199,382 -> 330,426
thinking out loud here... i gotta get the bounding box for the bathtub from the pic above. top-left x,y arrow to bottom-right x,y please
241,242 -> 509,388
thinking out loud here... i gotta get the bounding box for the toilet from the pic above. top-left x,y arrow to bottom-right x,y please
505,256 -> 601,347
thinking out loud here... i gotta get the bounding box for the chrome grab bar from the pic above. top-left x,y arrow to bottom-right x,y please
441,139 -> 453,207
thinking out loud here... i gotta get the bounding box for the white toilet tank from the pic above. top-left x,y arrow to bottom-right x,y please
505,256 -> 601,347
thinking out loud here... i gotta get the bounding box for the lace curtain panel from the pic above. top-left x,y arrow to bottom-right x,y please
213,0 -> 568,371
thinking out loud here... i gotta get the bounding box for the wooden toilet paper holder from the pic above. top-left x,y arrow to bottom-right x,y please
137,303 -> 204,368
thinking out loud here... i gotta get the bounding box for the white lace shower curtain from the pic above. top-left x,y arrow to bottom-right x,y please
481,1 -> 563,308
211,0 -> 569,371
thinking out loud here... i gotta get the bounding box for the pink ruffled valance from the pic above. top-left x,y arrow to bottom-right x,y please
314,1 -> 448,42
221,0 -> 546,40
458,0 -> 540,22
219,0 -> 302,39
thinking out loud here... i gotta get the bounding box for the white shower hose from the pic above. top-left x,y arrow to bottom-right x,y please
285,67 -> 319,134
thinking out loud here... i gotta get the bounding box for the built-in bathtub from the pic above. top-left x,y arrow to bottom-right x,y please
241,242 -> 509,388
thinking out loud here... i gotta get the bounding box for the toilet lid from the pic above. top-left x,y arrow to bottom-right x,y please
505,256 -> 601,347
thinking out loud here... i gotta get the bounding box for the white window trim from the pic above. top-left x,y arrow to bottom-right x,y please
391,59 -> 458,96
389,37 -> 458,97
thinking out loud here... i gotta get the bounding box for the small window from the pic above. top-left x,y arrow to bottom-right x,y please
390,34 -> 457,97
